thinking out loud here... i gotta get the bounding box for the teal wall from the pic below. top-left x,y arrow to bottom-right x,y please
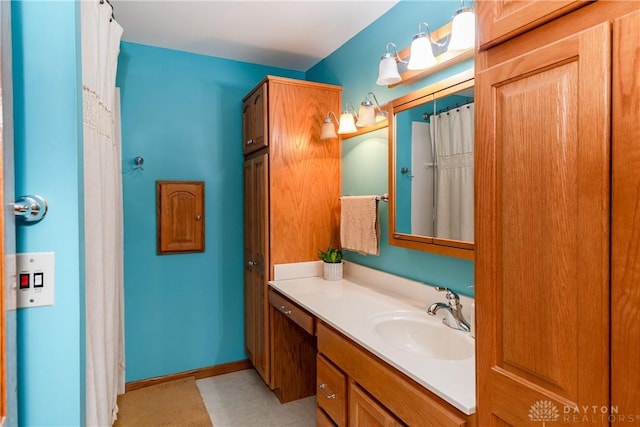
11,1 -> 85,426
9,2 -> 476,423
116,42 -> 303,381
307,0 -> 475,296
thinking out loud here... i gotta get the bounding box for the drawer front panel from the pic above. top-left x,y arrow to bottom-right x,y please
317,354 -> 347,426
316,406 -> 337,427
268,289 -> 315,334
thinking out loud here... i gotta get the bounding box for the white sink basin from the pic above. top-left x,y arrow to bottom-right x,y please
370,311 -> 474,361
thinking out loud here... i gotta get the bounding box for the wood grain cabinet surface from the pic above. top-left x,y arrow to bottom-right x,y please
475,2 -> 640,425
156,181 -> 204,254
317,321 -> 474,427
242,76 -> 341,388
268,289 -> 316,404
242,83 -> 267,155
349,381 -> 404,427
477,0 -> 589,49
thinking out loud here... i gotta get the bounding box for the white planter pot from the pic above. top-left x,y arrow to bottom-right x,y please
323,262 -> 343,281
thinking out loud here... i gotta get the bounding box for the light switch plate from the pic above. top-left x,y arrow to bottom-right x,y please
16,252 -> 55,308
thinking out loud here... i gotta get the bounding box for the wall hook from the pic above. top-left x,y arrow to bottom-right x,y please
134,156 -> 144,170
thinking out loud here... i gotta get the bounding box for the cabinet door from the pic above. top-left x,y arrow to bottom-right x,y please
242,83 -> 267,155
243,153 -> 269,382
477,0 -> 589,49
476,23 -> 610,426
612,9 -> 640,422
156,181 -> 204,254
349,381 -> 403,427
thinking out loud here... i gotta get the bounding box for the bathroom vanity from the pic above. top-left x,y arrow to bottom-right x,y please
269,261 -> 476,427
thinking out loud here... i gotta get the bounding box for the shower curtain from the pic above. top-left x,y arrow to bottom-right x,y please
81,2 -> 124,426
433,103 -> 474,241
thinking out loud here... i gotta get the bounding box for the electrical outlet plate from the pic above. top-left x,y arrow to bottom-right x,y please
16,252 -> 55,308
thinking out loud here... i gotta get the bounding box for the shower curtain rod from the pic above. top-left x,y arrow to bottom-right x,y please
423,99 -> 474,120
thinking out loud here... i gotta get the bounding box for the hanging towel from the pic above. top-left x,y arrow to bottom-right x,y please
340,196 -> 380,255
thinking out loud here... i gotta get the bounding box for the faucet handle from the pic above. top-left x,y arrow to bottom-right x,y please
434,287 -> 462,308
434,286 -> 460,300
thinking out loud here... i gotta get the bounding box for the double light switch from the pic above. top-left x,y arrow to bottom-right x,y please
16,252 -> 55,308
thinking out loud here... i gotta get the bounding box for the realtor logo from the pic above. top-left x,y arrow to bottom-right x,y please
529,400 -> 560,426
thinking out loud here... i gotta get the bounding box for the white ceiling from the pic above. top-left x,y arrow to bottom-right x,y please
111,0 -> 400,71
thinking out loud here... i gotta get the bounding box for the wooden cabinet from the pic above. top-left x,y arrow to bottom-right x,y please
242,83 -> 267,155
243,76 -> 341,387
349,381 -> 403,427
611,9 -> 640,420
268,289 -> 316,403
244,152 -> 268,380
475,2 -> 640,425
317,321 -> 474,427
477,0 -> 588,49
317,354 -> 348,426
156,181 -> 205,254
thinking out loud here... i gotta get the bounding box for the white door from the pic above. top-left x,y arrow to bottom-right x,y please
1,1 -> 18,425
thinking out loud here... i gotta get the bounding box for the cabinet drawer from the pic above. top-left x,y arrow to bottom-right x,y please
268,289 -> 314,334
316,407 -> 337,427
317,354 -> 347,426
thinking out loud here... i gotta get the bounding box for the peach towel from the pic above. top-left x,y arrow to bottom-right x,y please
340,195 -> 380,255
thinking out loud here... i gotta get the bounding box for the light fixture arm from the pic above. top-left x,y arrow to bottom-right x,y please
343,102 -> 358,119
324,110 -> 340,125
382,42 -> 407,64
365,92 -> 382,109
417,21 -> 447,47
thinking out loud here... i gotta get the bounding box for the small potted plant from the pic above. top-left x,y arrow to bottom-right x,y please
318,245 -> 343,281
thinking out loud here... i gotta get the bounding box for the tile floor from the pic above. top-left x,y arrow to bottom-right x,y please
197,369 -> 316,427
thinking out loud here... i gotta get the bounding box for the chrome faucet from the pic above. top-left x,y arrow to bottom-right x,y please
427,287 -> 471,332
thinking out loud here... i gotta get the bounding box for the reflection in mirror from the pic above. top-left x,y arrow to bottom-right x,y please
396,88 -> 474,240
389,71 -> 474,259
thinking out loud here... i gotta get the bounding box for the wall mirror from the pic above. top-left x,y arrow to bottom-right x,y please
389,69 -> 474,260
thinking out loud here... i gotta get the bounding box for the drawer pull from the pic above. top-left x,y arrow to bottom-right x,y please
280,305 -> 292,315
319,383 -> 336,400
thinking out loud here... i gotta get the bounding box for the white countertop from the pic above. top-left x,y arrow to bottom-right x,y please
268,261 -> 476,415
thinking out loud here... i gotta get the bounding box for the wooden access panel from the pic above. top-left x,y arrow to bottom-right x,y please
156,181 -> 205,254
475,22 -> 610,426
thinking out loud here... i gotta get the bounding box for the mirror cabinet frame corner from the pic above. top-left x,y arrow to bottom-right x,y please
388,68 -> 475,260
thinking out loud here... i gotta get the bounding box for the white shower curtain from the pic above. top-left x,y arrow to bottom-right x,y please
433,103 -> 474,241
81,2 -> 124,426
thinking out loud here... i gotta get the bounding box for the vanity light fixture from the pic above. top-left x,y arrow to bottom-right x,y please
376,42 -> 404,86
320,111 -> 340,140
407,22 -> 438,70
448,0 -> 476,51
356,92 -> 387,127
338,103 -> 358,134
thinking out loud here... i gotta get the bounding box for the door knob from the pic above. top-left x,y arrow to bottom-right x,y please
14,195 -> 48,223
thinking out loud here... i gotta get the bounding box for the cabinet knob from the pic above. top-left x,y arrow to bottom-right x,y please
195,215 -> 202,221
248,260 -> 255,267
246,139 -> 254,145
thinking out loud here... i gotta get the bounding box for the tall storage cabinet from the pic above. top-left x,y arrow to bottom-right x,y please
475,2 -> 640,426
243,76 -> 341,387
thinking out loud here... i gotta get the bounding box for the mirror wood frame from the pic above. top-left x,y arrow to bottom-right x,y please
388,68 -> 475,260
